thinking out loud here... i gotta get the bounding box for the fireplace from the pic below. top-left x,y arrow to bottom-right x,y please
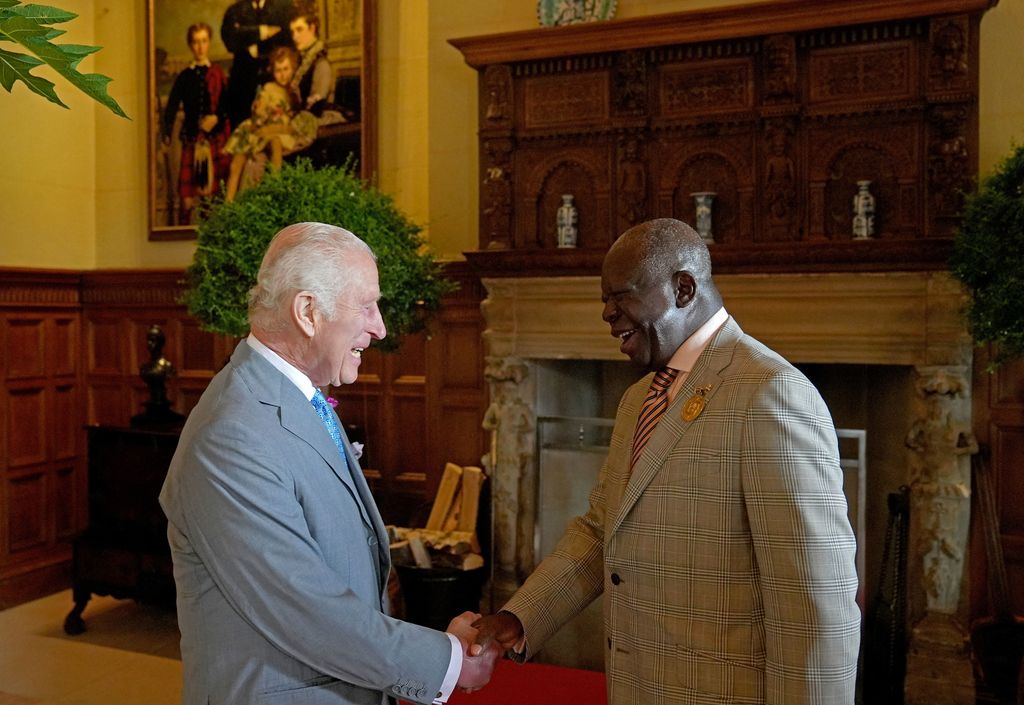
479,271 -> 975,695
452,1 -> 996,698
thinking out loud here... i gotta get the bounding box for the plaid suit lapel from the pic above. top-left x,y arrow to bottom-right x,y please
609,318 -> 743,537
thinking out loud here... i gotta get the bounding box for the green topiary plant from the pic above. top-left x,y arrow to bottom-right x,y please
183,159 -> 455,351
950,142 -> 1024,368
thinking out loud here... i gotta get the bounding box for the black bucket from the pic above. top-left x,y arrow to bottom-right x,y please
395,565 -> 487,632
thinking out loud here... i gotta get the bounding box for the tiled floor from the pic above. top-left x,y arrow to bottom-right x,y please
0,590 -> 181,705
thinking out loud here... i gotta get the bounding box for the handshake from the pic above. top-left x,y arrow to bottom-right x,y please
446,611 -> 525,691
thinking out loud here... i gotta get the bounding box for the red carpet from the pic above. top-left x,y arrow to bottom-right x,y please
403,659 -> 606,705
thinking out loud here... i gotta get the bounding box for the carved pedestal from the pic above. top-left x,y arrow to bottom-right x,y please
904,366 -> 974,704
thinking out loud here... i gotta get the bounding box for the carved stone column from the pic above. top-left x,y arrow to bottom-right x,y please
904,365 -> 974,705
481,355 -> 536,607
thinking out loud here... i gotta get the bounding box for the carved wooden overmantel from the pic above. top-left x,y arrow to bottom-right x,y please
451,0 -> 997,276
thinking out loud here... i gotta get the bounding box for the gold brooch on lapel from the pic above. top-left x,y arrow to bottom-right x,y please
681,384 -> 713,422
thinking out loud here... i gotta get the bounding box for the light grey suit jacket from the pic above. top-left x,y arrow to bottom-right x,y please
504,318 -> 860,705
159,340 -> 451,705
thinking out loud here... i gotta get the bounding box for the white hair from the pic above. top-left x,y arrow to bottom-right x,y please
247,222 -> 375,331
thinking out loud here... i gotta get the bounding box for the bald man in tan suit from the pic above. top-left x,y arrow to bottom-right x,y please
474,218 -> 860,704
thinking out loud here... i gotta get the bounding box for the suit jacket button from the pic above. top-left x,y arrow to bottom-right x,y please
610,573 -> 621,585
368,535 -> 378,546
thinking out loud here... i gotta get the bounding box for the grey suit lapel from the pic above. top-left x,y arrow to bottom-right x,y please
233,341 -> 379,536
610,318 -> 743,536
336,422 -> 392,590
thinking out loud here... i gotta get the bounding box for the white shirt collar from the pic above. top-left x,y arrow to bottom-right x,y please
668,306 -> 728,375
247,333 -> 316,401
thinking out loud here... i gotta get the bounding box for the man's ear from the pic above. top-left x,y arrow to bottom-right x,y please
292,292 -> 317,337
673,271 -> 696,308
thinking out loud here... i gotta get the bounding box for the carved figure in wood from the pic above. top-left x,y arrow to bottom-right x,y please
929,105 -> 969,217
613,50 -> 646,113
484,65 -> 511,122
931,20 -> 968,79
763,34 -> 796,101
618,138 -> 646,227
764,121 -> 796,234
482,139 -> 513,248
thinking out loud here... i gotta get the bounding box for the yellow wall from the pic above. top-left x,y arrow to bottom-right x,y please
1,0 -> 1021,269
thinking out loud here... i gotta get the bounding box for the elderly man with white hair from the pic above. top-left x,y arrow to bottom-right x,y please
160,222 -> 499,705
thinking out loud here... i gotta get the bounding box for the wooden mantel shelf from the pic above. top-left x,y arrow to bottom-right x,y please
450,0 -> 998,68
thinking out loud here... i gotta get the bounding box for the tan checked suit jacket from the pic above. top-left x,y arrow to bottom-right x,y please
503,318 -> 860,704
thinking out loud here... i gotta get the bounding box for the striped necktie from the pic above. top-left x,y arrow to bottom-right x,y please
630,367 -> 679,472
311,389 -> 347,463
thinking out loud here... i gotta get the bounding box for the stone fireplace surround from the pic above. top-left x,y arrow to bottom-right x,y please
480,270 -> 975,700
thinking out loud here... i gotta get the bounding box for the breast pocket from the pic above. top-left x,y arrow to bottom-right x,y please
662,446 -> 729,482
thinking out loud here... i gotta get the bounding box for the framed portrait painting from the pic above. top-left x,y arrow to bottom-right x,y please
146,0 -> 375,240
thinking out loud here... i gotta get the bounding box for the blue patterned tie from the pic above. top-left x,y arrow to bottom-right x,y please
311,389 -> 347,463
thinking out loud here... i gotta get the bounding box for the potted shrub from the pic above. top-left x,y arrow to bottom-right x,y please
950,143 -> 1024,368
183,159 -> 454,350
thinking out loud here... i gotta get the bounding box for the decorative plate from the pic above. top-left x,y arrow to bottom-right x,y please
537,0 -> 617,27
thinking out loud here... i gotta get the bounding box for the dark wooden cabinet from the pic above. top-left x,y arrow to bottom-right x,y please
64,425 -> 181,634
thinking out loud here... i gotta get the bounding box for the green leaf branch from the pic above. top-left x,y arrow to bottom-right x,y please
0,0 -> 127,117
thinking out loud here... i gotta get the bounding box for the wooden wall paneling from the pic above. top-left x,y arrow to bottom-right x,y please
53,384 -> 79,460
0,271 -> 83,605
6,384 -> 47,468
0,266 -> 490,601
53,464 -> 76,540
51,317 -> 78,377
87,383 -> 130,428
7,467 -> 48,554
81,271 -> 233,427
970,346 -> 1024,624
425,265 -> 489,498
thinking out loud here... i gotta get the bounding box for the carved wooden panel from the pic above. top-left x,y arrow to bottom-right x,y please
760,117 -> 799,241
655,132 -> 755,246
927,15 -> 970,94
517,144 -> 612,250
808,42 -> 917,106
807,122 -> 920,241
523,72 -> 608,129
455,0 -> 988,273
657,58 -> 754,117
482,64 -> 513,128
